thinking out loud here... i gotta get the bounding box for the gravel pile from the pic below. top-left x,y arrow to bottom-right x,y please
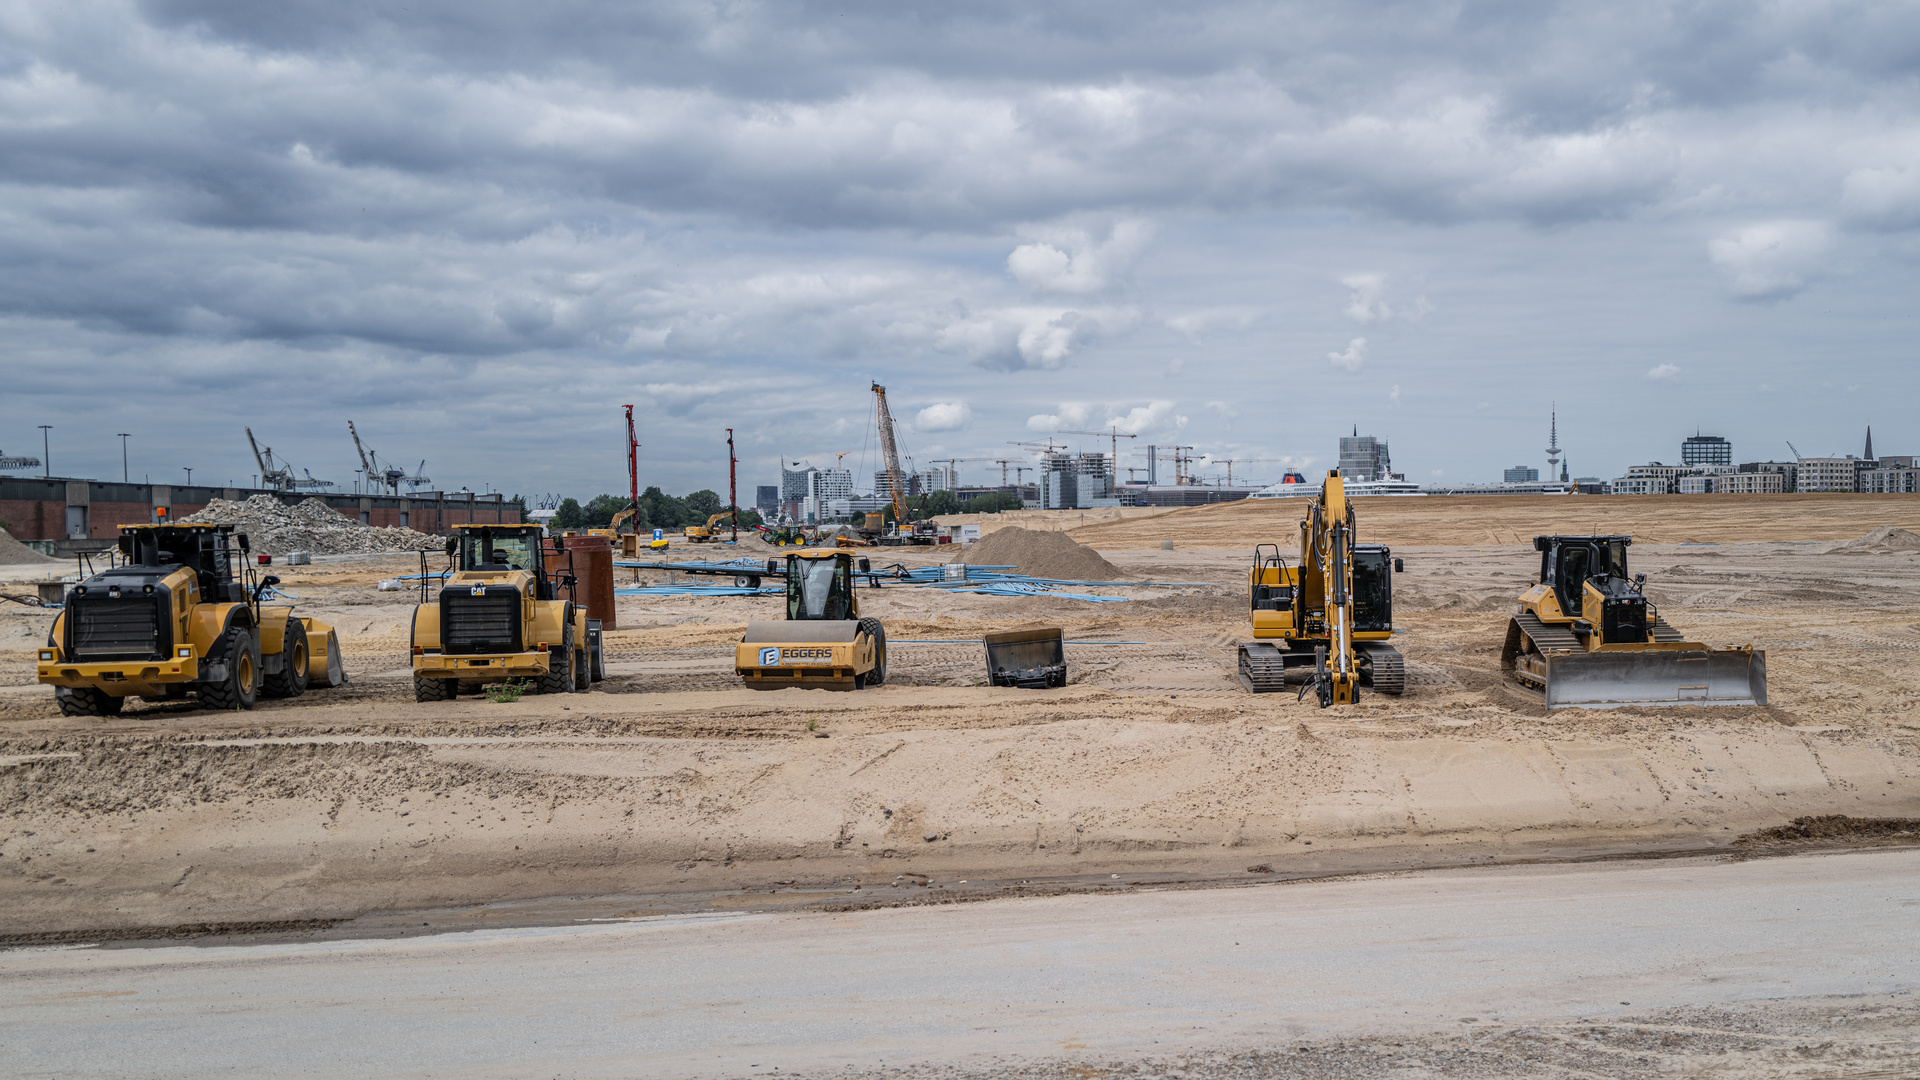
177,496 -> 443,555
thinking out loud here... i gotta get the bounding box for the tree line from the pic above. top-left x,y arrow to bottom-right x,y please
550,488 -> 763,533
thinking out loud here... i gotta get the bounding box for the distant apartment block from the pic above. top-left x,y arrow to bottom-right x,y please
1739,461 -> 1798,491
1860,467 -> 1920,494
1339,431 -> 1392,482
1717,471 -> 1787,495
1503,465 -> 1539,483
1796,457 -> 1859,492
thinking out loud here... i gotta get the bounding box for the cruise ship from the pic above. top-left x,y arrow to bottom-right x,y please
1251,472 -> 1425,498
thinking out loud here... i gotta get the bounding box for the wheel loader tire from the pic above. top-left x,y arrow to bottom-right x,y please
539,625 -> 575,695
573,647 -> 591,692
201,625 -> 259,711
262,618 -> 309,699
57,685 -> 124,717
414,676 -> 455,702
858,617 -> 887,687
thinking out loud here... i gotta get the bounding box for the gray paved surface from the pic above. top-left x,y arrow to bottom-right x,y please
4,850 -> 1917,1078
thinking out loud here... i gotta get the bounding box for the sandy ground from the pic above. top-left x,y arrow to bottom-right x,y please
1,494 -> 1918,938
6,849 -> 1917,1078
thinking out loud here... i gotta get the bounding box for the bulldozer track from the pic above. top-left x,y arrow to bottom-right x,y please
1237,642 -> 1292,694
1513,612 -> 1581,651
1649,617 -> 1687,642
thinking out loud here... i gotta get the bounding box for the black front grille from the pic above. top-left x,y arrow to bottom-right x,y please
442,588 -> 522,655
69,599 -> 164,661
1601,595 -> 1648,644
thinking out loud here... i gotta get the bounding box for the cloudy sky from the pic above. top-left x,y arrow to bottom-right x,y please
4,0 -> 1917,498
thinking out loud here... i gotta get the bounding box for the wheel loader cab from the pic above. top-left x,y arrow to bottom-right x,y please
453,526 -> 557,599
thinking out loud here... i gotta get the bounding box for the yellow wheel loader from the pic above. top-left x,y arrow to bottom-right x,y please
735,549 -> 886,690
1237,471 -> 1405,706
1502,535 -> 1765,709
37,524 -> 345,716
410,524 -> 592,701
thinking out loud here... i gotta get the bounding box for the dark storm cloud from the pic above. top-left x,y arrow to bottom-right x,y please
4,1 -> 1919,491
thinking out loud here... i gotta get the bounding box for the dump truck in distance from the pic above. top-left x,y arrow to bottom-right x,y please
410,524 -> 593,701
37,523 -> 345,716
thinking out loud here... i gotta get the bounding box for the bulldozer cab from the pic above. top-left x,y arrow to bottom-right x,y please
1537,535 -> 1631,617
118,524 -> 246,603
453,525 -> 560,600
786,551 -> 858,621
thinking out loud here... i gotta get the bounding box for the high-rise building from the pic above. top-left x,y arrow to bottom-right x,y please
1338,429 -> 1391,481
1504,465 -> 1540,483
780,460 -> 814,503
755,485 -> 779,515
919,464 -> 958,492
1682,434 -> 1732,466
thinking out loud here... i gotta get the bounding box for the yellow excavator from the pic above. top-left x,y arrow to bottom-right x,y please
1238,471 -> 1405,706
684,509 -> 740,543
1502,535 -> 1765,708
735,549 -> 887,690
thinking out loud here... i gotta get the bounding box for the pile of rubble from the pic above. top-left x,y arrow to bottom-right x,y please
177,496 -> 444,556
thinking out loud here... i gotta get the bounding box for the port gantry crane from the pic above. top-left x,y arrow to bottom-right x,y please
348,421 -> 431,496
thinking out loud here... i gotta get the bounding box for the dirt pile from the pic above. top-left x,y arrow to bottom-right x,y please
1833,526 -> 1920,553
959,526 -> 1125,580
0,526 -> 59,566
177,496 -> 443,556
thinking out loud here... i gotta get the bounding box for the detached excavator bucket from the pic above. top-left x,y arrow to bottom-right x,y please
1539,648 -> 1766,709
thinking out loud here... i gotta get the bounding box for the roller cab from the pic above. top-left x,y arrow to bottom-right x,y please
735,549 -> 886,691
1501,535 -> 1766,709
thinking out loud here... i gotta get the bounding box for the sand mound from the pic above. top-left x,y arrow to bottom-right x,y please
0,526 -> 59,566
1833,526 -> 1920,553
959,526 -> 1125,580
178,495 -> 443,556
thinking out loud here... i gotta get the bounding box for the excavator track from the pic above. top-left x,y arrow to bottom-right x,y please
1237,642 -> 1292,693
1358,643 -> 1405,695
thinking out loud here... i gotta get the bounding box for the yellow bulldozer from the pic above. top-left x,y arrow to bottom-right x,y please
37,523 -> 345,715
410,523 -> 592,701
1237,471 -> 1405,706
1502,535 -> 1766,708
735,549 -> 887,690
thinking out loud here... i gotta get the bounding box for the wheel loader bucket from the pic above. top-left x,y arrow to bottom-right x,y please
983,627 -> 1066,688
1540,648 -> 1766,709
300,618 -> 348,688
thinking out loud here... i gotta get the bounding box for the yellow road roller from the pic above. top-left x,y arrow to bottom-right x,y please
735,550 -> 886,690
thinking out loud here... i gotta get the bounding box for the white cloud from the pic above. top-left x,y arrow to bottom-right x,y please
1106,401 -> 1179,434
914,401 -> 972,432
1007,220 -> 1153,294
1342,274 -> 1392,323
1389,383 -> 1401,404
1328,337 -> 1367,371
1708,221 -> 1830,302
1646,363 -> 1681,380
1840,167 -> 1920,230
937,305 -> 1138,371
1027,403 -> 1092,431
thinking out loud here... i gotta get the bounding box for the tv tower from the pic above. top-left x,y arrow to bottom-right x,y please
1546,404 -> 1565,483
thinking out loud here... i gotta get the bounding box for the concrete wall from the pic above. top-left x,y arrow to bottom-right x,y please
0,478 -> 520,541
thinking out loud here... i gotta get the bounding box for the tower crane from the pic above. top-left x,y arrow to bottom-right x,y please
1057,427 -> 1138,470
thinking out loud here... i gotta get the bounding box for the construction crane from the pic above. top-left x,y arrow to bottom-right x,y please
871,383 -> 908,525
928,457 -> 995,489
1141,445 -> 1197,485
1206,457 -> 1290,486
1057,427 -> 1138,470
246,428 -> 297,492
347,421 -> 431,495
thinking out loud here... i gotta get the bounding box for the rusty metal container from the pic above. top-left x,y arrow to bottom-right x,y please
546,534 -> 618,630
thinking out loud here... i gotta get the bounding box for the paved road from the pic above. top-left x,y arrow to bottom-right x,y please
5,850 -> 1917,1078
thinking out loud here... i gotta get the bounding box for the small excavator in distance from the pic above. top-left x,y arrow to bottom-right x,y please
735,549 -> 887,690
38,523 -> 345,715
1502,535 -> 1765,708
410,524 -> 595,701
1238,470 -> 1405,706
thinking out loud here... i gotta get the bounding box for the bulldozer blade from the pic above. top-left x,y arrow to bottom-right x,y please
1540,648 -> 1766,710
